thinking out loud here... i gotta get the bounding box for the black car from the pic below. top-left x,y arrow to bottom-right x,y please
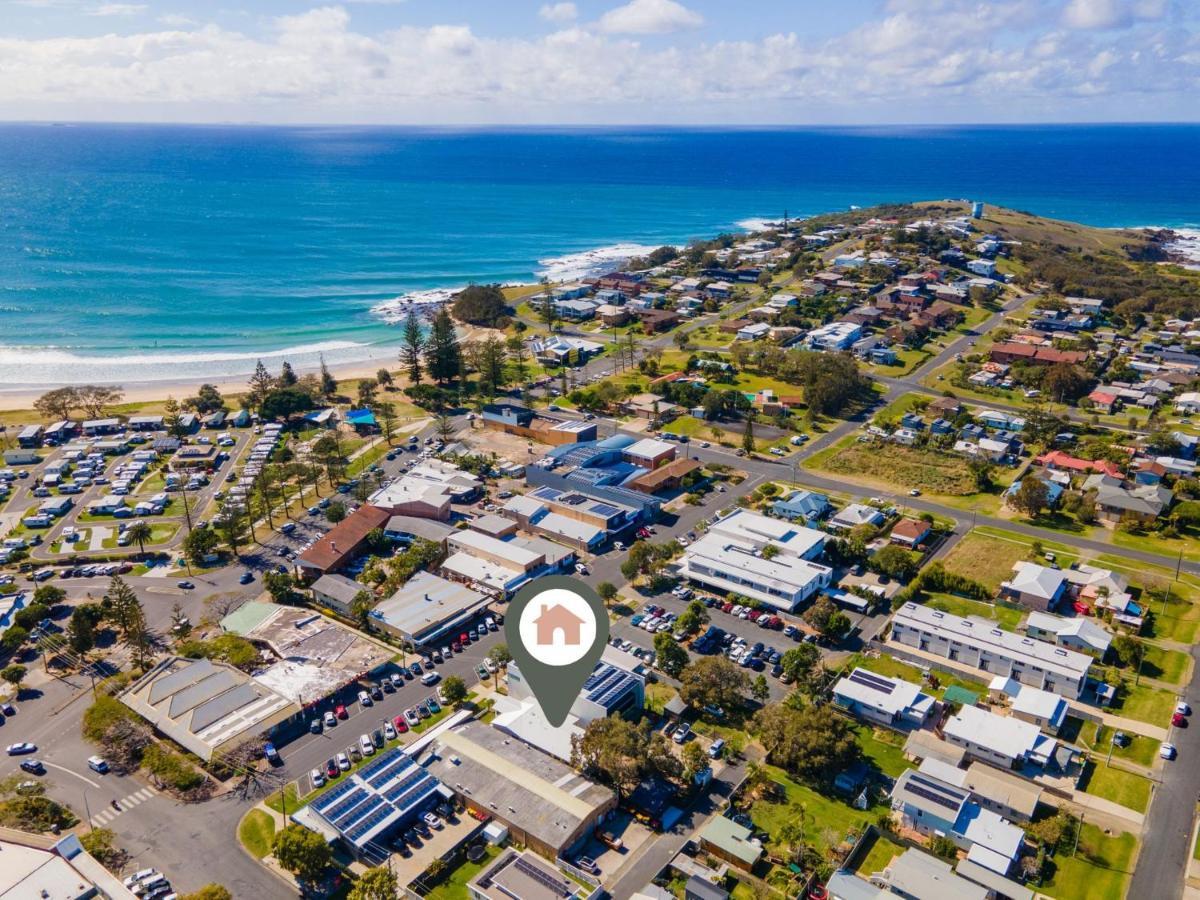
749,658 -> 766,672
370,684 -> 384,701
409,663 -> 423,677
413,819 -> 431,838
422,657 -> 435,670
19,759 -> 44,775
404,829 -> 422,847
381,679 -> 395,693
372,729 -> 385,749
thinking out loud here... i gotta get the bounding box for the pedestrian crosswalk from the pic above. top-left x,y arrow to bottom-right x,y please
91,786 -> 158,826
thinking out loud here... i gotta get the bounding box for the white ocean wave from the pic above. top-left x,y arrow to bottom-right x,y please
735,217 -> 779,232
0,339 -> 364,368
371,288 -> 457,323
1162,227 -> 1200,269
536,242 -> 661,283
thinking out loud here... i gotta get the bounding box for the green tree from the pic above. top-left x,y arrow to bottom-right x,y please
452,284 -> 509,326
1010,477 -> 1050,519
571,716 -> 653,799
348,866 -> 399,900
742,414 -> 755,454
259,387 -> 315,423
678,657 -> 750,711
681,741 -> 708,780
319,354 -> 338,397
1,665 -> 27,696
424,307 -> 462,384
538,278 -> 558,333
506,334 -> 529,384
263,571 -> 296,605
401,311 -> 425,384
279,361 -> 298,387
597,582 -> 619,605
870,544 -> 920,582
350,590 -> 375,629
182,526 -> 219,567
247,360 -> 276,412
163,395 -> 187,440
67,604 -> 103,654
487,644 -> 512,689
272,825 -> 332,886
751,674 -> 770,704
215,508 -> 250,557
375,401 -> 399,446
753,702 -> 861,782
325,500 -> 347,524
477,337 -> 508,397
441,675 -> 468,707
803,596 -> 851,641
780,644 -> 820,684
185,383 -> 225,414
653,631 -> 690,677
125,520 -> 153,557
1,627 -> 29,653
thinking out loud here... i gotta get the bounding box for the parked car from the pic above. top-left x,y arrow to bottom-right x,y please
19,759 -> 44,775
5,743 -> 36,755
310,768 -> 326,788
1161,742 -> 1178,760
336,753 -> 351,771
325,759 -> 339,778
357,690 -> 373,707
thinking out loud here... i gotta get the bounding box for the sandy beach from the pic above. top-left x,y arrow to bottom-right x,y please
0,323 -> 503,414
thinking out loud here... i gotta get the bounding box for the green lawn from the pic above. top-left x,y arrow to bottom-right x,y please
817,441 -> 983,496
1111,680 -> 1177,728
1079,760 -> 1152,814
854,725 -> 912,778
238,808 -> 276,859
645,682 -> 678,716
1111,527 -> 1200,565
855,832 -> 903,876
1142,644 -> 1191,687
1040,823 -> 1137,900
862,347 -> 930,377
425,844 -> 502,900
924,592 -> 1024,630
940,527 -> 1083,592
749,764 -> 883,858
1067,719 -> 1162,768
842,653 -> 984,701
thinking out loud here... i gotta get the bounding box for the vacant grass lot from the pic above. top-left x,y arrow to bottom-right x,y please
820,442 -> 979,495
1040,823 -> 1137,900
1142,644 -> 1191,687
1066,718 -> 1162,768
750,763 -> 883,860
1112,680 -> 1178,728
1079,760 -> 1152,813
854,724 -> 911,778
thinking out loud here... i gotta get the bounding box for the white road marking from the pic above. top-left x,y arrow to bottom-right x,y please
41,761 -> 99,788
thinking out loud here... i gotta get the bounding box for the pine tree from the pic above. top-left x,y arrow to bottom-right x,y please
401,311 -> 424,384
479,338 -> 507,397
247,360 -> 275,411
163,395 -> 186,439
424,307 -> 461,384
319,355 -> 337,397
279,361 -> 298,387
742,414 -> 755,454
506,334 -> 529,383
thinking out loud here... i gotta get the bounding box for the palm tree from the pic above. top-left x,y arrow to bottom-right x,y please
125,520 -> 153,558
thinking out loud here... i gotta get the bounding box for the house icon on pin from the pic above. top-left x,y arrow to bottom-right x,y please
533,603 -> 585,646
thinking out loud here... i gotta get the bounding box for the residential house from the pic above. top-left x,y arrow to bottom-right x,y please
807,321 -> 863,351
771,489 -> 831,524
989,343 -> 1088,366
1025,611 -> 1112,659
889,518 -> 932,548
829,503 -> 886,531
1082,473 -> 1173,525
999,562 -> 1067,612
942,704 -> 1064,772
833,668 -> 935,728
988,676 -> 1069,735
736,321 -> 771,342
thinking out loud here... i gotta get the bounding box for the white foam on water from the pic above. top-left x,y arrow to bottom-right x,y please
535,242 -> 661,283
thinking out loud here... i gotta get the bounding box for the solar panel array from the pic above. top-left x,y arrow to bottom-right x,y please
322,786 -> 371,823
345,803 -> 395,844
848,668 -> 897,696
589,502 -> 620,518
336,794 -> 385,831
311,777 -> 358,814
356,748 -> 401,783
904,773 -> 966,814
365,753 -> 414,790
513,856 -> 571,896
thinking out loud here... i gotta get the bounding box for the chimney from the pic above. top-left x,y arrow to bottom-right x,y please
330,541 -> 338,552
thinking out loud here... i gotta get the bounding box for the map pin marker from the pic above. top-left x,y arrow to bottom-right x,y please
505,575 -> 610,728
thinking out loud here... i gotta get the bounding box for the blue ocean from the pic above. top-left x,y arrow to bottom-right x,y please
0,123 -> 1197,388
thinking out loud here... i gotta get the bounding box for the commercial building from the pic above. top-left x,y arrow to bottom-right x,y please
297,505 -> 392,579
832,668 -> 936,729
0,832 -> 139,899
622,438 -> 676,469
423,722 -> 617,858
502,494 -> 606,552
481,403 -> 598,446
369,571 -> 492,647
678,509 -> 831,611
308,747 -> 442,857
467,849 -> 590,900
383,515 -> 456,547
441,529 -> 575,597
119,657 -> 299,761
890,602 -> 1093,698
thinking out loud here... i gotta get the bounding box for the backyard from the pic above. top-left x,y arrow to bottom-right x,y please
1078,759 -> 1152,814
1039,823 -> 1137,900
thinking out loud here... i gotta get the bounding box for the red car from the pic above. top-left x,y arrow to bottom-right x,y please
459,632 -> 471,646
335,704 -> 348,719
637,527 -> 652,539
747,610 -> 761,621
393,715 -> 409,733
325,759 -> 339,778
1173,712 -> 1188,727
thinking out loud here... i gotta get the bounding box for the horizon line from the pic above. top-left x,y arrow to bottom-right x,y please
2,119 -> 1199,130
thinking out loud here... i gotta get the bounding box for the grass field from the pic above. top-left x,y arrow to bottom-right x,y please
854,724 -> 912,778
938,530 -> 1035,590
1141,644 -> 1191,687
818,441 -> 980,495
1111,680 -> 1178,728
238,808 -> 276,859
1040,823 -> 1137,900
924,592 -> 1025,630
1079,760 -> 1152,813
843,652 -> 983,700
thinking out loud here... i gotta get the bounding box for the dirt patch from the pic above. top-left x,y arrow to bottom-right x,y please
821,443 -> 978,495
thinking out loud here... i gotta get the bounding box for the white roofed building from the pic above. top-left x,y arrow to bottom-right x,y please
832,668 -> 935,728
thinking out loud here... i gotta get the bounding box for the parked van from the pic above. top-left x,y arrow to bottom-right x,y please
708,738 -> 726,759
87,756 -> 110,774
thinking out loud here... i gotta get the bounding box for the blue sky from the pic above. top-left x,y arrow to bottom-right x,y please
1,0 -> 1198,123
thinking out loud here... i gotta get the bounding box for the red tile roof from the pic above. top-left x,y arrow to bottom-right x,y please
1035,450 -> 1123,478
298,505 -> 391,574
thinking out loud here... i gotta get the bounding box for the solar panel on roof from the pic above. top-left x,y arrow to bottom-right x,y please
366,755 -> 413,789
346,805 -> 397,844
321,786 -> 370,823
513,856 -> 571,896
905,774 -> 966,813
589,503 -> 620,517
310,777 -> 358,813
334,794 -> 385,830
849,669 -> 897,695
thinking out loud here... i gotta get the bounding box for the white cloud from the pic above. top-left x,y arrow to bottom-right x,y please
157,13 -> 196,27
89,2 -> 145,15
1062,0 -> 1167,30
598,0 -> 703,35
0,1 -> 1194,123
539,2 -> 578,23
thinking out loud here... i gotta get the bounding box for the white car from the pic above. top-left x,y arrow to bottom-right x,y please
484,657 -> 498,673
357,690 -> 373,707
359,735 -> 375,756
422,811 -> 444,829
324,711 -> 337,728
420,671 -> 440,686
1161,742 -> 1177,760
383,722 -> 397,741
336,752 -> 351,771
6,743 -> 37,755
613,541 -> 626,552
1176,701 -> 1191,716
310,768 -> 326,788
574,563 -> 589,575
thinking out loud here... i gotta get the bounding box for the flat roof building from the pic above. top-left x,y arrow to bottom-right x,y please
467,848 -> 588,900
370,571 -> 492,647
119,657 -> 298,761
890,602 -> 1092,698
0,832 -> 139,899
423,722 -> 616,858
942,704 -> 1060,770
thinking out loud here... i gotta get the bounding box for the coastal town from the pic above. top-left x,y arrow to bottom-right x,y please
2,199 -> 1200,900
